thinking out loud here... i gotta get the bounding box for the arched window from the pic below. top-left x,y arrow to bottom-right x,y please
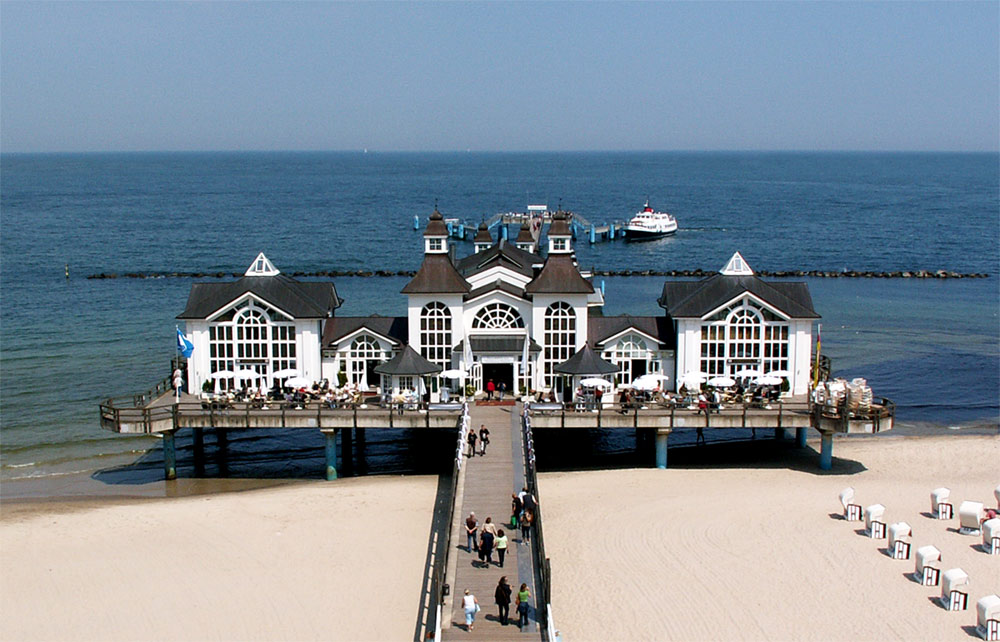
420,302 -> 452,370
349,335 -> 386,387
208,301 -> 296,390
543,302 -> 576,388
472,303 -> 524,329
700,300 -> 787,377
605,334 -> 654,385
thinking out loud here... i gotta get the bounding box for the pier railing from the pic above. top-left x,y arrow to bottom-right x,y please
813,396 -> 896,433
521,408 -> 555,640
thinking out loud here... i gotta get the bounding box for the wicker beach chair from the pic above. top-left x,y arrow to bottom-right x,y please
960,501 -> 985,535
940,568 -> 970,611
931,487 -> 953,520
864,504 -> 886,539
915,545 -> 941,586
839,487 -> 862,521
983,518 -> 1000,556
977,594 -> 1000,641
888,522 -> 912,559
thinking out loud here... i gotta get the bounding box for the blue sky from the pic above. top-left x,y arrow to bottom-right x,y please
1,2 -> 997,152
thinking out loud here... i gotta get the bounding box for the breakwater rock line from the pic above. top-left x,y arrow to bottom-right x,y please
85,269 -> 990,280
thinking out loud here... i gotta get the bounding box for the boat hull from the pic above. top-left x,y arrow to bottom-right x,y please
624,227 -> 677,242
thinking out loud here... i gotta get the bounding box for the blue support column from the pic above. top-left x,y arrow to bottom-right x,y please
820,433 -> 834,470
501,224 -> 508,241
796,427 -> 807,448
446,221 -> 453,237
324,429 -> 338,480
162,430 -> 177,480
600,280 -> 605,296
655,431 -> 669,469
610,224 -> 615,239
589,225 -> 596,244
458,223 -> 465,239
413,214 -> 420,230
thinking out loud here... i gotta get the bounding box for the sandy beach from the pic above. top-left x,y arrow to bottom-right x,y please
541,434 -> 1000,641
0,475 -> 437,642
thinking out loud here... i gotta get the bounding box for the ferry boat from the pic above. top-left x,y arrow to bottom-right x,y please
623,200 -> 678,242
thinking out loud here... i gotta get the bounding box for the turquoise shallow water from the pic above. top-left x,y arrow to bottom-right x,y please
1,152 -> 997,489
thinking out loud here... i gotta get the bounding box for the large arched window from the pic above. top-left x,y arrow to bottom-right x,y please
472,303 -> 524,329
208,301 -> 296,390
543,302 -> 576,388
700,300 -> 787,377
349,334 -> 387,387
604,334 -> 656,385
420,302 -> 452,370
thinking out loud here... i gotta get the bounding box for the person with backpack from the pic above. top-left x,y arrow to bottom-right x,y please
516,583 -> 531,629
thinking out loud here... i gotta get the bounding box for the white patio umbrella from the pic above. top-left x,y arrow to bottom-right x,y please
754,375 -> 783,386
580,377 -> 613,388
631,378 -> 661,391
234,368 -> 259,381
272,368 -> 299,379
678,371 -> 707,387
439,369 -> 466,379
707,375 -> 736,387
765,369 -> 791,378
733,368 -> 762,378
285,376 -> 311,388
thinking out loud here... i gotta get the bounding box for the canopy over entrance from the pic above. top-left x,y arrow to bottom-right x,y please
554,344 -> 618,375
374,345 -> 442,376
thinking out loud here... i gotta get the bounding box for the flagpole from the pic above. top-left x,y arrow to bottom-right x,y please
812,323 -> 822,389
175,325 -> 181,403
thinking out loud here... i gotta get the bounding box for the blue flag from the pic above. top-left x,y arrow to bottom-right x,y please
176,327 -> 194,358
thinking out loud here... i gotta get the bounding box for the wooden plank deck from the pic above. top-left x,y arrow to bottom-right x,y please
442,404 -> 543,640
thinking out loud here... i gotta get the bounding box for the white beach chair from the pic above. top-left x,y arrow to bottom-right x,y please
840,487 -> 862,521
977,594 -> 1000,641
995,484 -> 1000,509
983,518 -> 1000,555
940,568 -> 970,611
931,487 -> 953,520
960,501 -> 985,535
915,545 -> 942,586
888,522 -> 912,560
864,504 -> 886,539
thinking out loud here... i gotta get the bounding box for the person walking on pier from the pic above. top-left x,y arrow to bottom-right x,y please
466,429 -> 477,458
465,513 -> 478,553
479,528 -> 494,566
495,576 -> 512,625
511,493 -> 522,527
486,379 -> 495,401
462,589 -> 479,631
478,424 -> 490,455
498,381 -> 506,401
516,583 -> 531,630
495,529 -> 508,568
520,508 -> 533,544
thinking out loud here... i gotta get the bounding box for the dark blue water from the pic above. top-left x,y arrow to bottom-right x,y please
1,152 -> 997,486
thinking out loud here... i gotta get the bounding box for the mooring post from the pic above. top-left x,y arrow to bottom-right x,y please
323,429 -> 338,480
655,430 -> 670,469
820,432 -> 834,470
796,427 -> 807,448
162,430 -> 177,480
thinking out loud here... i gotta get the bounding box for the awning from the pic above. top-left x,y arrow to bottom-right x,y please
373,345 -> 442,376
554,344 -> 618,375
455,335 -> 541,354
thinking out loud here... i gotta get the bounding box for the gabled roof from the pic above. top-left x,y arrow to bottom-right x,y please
455,336 -> 542,354
554,344 -> 618,375
658,273 -> 819,319
178,274 -> 341,319
322,316 -> 408,347
464,280 -> 528,303
456,239 -> 539,279
373,345 -> 442,375
525,255 -> 594,294
588,315 -> 676,350
401,254 -> 471,294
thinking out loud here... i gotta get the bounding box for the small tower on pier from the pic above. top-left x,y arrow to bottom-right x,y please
473,221 -> 493,254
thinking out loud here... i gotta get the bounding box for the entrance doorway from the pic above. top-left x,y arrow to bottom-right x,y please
482,363 -> 514,396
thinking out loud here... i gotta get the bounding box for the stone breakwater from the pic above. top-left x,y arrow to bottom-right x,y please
85,269 -> 990,280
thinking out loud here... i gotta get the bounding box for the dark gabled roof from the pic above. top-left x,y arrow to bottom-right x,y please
178,274 -> 341,319
464,280 -> 528,302
455,240 -> 539,279
588,315 -> 676,350
322,316 -> 408,347
401,254 -> 471,294
373,345 -> 442,375
554,344 -> 618,375
424,209 -> 448,237
658,273 -> 819,319
455,335 -> 542,354
525,255 -> 594,294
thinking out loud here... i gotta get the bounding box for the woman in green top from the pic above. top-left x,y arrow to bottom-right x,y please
495,529 -> 509,567
516,583 -> 531,629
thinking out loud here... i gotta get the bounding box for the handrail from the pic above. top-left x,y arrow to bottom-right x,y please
431,403 -> 469,642
521,408 -> 554,638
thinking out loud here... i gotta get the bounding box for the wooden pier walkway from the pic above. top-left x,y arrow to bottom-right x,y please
442,404 -> 544,640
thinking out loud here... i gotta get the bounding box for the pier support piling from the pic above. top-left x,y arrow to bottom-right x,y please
796,427 -> 807,448
655,430 -> 670,469
192,428 -> 205,475
820,432 -> 834,470
162,430 -> 177,480
322,429 -> 338,480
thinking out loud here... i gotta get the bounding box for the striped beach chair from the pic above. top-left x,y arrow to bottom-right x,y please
940,568 -> 969,611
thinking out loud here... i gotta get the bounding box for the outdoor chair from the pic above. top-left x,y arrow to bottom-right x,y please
839,487 -> 862,521
982,518 -> 1000,555
888,522 -> 912,559
977,594 -> 1000,641
932,487 -> 953,519
960,501 -> 985,535
940,568 -> 970,611
864,504 -> 886,539
915,545 -> 941,586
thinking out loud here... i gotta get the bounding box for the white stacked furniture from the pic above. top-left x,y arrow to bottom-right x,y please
960,501 -> 985,535
840,487 -> 862,521
978,594 -> 1000,641
915,545 -> 942,586
865,504 -> 886,539
983,518 -> 1000,555
940,568 -> 969,611
931,487 -> 953,520
887,522 -> 912,559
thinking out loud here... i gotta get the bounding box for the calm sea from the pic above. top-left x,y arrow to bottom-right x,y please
1,152 -> 997,494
